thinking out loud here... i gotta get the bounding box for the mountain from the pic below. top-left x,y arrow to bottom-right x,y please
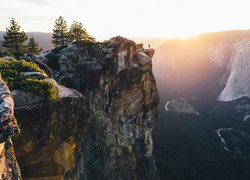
0,31 -> 53,51
153,30 -> 250,180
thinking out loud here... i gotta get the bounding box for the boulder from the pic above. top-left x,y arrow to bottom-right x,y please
11,90 -> 44,107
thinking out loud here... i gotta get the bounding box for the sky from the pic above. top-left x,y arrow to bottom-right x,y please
0,0 -> 250,40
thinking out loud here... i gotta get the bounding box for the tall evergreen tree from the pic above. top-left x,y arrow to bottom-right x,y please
26,37 -> 43,56
69,21 -> 96,43
2,18 -> 28,52
52,16 -> 69,47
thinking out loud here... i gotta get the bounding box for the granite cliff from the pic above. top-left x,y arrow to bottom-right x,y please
6,36 -> 159,179
0,76 -> 21,179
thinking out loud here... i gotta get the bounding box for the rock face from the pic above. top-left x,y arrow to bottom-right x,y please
13,81 -> 84,179
0,76 -> 22,179
37,36 -> 159,179
11,90 -> 45,107
218,40 -> 250,101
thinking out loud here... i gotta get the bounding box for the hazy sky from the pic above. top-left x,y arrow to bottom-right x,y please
1,0 -> 250,40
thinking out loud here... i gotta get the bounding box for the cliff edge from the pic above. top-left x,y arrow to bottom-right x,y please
6,36 -> 159,179
38,36 -> 159,179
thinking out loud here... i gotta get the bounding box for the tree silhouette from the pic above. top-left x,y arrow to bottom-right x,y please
2,18 -> 28,52
26,37 -> 43,56
69,21 -> 95,43
52,16 -> 69,47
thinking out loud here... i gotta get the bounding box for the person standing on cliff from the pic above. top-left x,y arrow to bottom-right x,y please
0,74 -> 22,179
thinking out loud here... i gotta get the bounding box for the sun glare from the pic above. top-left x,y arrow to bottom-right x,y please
170,31 -> 201,39
0,0 -> 250,39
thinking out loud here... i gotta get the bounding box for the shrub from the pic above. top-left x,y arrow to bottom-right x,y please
21,78 -> 58,101
0,59 -> 59,101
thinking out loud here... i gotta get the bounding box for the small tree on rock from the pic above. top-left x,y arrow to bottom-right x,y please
2,18 -> 28,53
26,37 -> 43,56
52,16 -> 69,47
69,21 -> 95,43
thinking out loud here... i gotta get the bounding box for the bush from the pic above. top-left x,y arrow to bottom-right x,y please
0,59 -> 59,101
20,78 -> 58,101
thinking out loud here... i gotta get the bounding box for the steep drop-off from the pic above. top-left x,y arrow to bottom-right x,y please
13,83 -> 84,179
43,37 -> 159,179
14,36 -> 159,179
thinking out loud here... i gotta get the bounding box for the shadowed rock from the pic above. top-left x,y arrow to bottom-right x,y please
0,76 -> 21,179
35,36 -> 159,179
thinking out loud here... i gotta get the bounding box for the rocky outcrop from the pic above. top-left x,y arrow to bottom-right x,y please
37,36 -> 159,179
13,81 -> 84,179
144,49 -> 155,58
165,98 -> 199,115
0,76 -> 22,179
11,90 -> 44,107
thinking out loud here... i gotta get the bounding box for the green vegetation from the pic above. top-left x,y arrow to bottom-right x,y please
0,59 -> 58,101
51,16 -> 96,47
0,50 -> 13,58
2,19 -> 43,58
26,37 -> 43,56
69,21 -> 96,43
2,18 -> 28,53
52,16 -> 70,47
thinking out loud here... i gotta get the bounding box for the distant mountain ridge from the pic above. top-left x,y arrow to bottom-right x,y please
0,31 -> 168,52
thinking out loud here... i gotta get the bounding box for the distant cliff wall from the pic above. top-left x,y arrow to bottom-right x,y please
153,31 -> 250,102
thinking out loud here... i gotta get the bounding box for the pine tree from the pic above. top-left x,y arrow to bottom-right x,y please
69,21 -> 96,43
2,18 -> 28,52
52,16 -> 69,47
26,37 -> 43,56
